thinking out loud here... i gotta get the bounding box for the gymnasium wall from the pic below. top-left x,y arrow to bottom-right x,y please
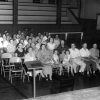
0,0 -> 81,33
0,0 -> 13,24
17,0 -> 72,24
81,0 -> 100,19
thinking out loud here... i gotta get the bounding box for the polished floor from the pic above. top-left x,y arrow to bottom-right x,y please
1,71 -> 100,100
24,87 -> 100,100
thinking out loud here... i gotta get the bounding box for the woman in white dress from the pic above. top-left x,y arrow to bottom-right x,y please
47,38 -> 56,51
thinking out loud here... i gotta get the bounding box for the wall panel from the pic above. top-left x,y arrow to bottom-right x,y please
18,10 -> 56,16
0,10 -> 12,15
0,16 -> 12,20
0,21 -> 12,24
18,0 -> 33,3
0,0 -> 13,24
18,1 -> 57,24
18,16 -> 56,21
18,6 -> 56,11
18,1 -> 72,24
0,5 -> 12,10
18,22 -> 56,24
0,0 -> 73,25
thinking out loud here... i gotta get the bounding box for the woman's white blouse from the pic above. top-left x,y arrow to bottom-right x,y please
47,43 -> 56,50
53,54 -> 59,64
24,52 -> 36,62
63,54 -> 70,64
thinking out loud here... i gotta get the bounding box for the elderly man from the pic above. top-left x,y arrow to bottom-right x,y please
90,44 -> 99,59
90,44 -> 100,71
80,43 -> 97,74
69,43 -> 86,73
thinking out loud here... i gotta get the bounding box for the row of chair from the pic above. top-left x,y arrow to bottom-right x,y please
1,53 -> 27,84
0,53 -> 76,84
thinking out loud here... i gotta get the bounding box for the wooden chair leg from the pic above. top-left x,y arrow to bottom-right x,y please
1,67 -> 2,75
39,74 -> 41,81
2,67 -> 4,75
71,67 -> 74,76
4,71 -> 5,77
27,74 -> 30,82
9,71 -> 11,80
23,75 -> 25,83
67,67 -> 69,76
11,76 -> 12,84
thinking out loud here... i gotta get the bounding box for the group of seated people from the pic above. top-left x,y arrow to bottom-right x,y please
0,30 -> 100,81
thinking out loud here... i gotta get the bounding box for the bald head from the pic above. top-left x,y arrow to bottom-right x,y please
71,43 -> 76,49
82,43 -> 87,49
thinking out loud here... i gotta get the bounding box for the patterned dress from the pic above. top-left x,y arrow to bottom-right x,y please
37,48 -> 53,80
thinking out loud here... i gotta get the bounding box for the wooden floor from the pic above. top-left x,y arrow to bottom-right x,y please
1,71 -> 100,100
23,87 -> 100,100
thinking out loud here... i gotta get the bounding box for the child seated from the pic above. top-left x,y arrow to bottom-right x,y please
62,50 -> 76,75
52,50 -> 62,75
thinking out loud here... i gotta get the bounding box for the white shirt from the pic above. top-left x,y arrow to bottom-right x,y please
35,43 -> 41,50
3,40 -> 9,48
0,42 -> 3,48
0,37 -> 3,48
24,52 -> 36,62
53,54 -> 59,64
80,48 -> 90,57
42,36 -> 47,42
7,43 -> 16,53
69,48 -> 80,59
63,54 -> 70,64
0,37 -> 3,42
24,40 -> 28,46
47,42 -> 55,50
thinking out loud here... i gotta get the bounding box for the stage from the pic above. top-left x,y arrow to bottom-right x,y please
1,72 -> 100,100
23,87 -> 100,100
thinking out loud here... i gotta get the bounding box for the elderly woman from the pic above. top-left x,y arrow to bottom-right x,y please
37,44 -> 53,80
6,39 -> 16,54
47,38 -> 56,51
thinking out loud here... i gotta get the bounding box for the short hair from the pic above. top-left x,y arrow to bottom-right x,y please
71,43 -> 75,46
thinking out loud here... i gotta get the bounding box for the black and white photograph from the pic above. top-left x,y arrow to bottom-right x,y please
0,0 -> 100,100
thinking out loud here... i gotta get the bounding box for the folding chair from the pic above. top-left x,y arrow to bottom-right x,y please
1,53 -> 12,78
52,63 -> 60,75
9,57 -> 25,84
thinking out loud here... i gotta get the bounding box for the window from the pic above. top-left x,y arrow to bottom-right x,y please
48,0 -> 56,4
33,0 -> 41,3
